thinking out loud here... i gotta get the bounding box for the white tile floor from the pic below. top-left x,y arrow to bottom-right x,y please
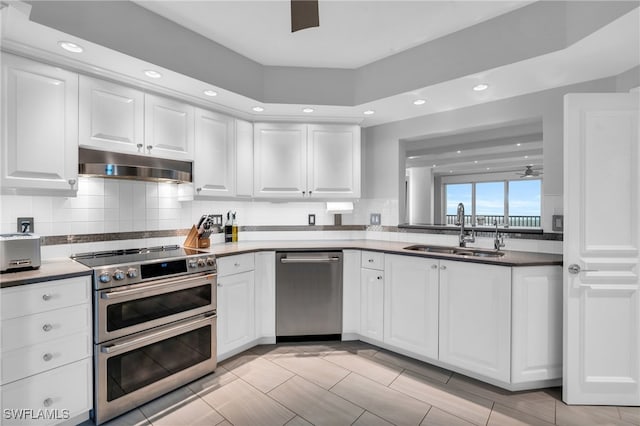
81,341 -> 640,426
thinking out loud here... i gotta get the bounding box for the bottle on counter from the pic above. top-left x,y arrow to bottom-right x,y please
231,211 -> 238,242
224,211 -> 233,243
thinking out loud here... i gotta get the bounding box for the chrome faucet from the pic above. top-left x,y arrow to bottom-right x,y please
456,203 -> 475,247
493,220 -> 505,251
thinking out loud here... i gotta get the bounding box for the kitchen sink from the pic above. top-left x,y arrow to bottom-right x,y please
403,245 -> 457,254
403,245 -> 505,258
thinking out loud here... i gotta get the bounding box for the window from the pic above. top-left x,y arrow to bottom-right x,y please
444,179 -> 541,228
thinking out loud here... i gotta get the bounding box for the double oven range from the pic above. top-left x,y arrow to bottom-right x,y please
72,245 -> 217,425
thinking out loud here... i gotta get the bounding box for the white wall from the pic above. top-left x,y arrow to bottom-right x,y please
363,76 -> 624,230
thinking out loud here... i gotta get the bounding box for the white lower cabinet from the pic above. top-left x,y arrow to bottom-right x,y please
383,254 -> 439,359
217,254 -> 256,358
0,276 -> 93,425
342,250 -> 361,338
360,252 -> 384,342
439,260 -> 512,382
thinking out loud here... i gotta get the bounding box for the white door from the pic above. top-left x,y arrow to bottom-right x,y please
194,108 -> 235,197
307,124 -> 361,198
79,75 -> 144,154
360,267 -> 384,341
144,93 -> 194,160
384,254 -> 438,359
217,271 -> 255,356
563,93 -> 640,405
1,53 -> 78,191
439,260 -> 511,382
253,123 -> 307,198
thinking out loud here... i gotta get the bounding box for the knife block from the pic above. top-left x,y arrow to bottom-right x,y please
183,226 -> 210,249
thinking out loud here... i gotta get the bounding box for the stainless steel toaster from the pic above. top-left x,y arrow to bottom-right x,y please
0,233 -> 41,272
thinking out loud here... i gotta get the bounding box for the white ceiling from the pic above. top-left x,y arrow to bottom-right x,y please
134,0 -> 534,68
2,1 -> 638,128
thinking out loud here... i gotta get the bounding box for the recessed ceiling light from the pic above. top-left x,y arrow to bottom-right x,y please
303,108 -> 314,113
203,90 -> 218,97
486,167 -> 491,170
449,170 -> 453,173
432,164 -> 436,167
524,155 -> 529,159
473,83 -> 489,91
252,106 -> 265,112
58,41 -> 83,53
474,160 -> 478,164
456,150 -> 462,154
516,143 -> 522,147
144,70 -> 162,79
413,99 -> 426,105
363,110 -> 375,115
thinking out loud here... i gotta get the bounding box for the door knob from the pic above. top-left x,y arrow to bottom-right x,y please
568,264 -> 598,274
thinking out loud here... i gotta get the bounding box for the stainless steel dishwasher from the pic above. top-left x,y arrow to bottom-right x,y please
276,251 -> 343,341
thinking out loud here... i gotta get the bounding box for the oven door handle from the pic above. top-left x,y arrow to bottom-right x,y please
101,273 -> 216,300
100,314 -> 215,355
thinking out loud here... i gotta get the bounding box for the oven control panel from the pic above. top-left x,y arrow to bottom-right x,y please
94,255 -> 216,289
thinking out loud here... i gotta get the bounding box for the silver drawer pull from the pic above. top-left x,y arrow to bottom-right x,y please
43,398 -> 53,407
42,324 -> 53,332
234,262 -> 240,267
440,265 -> 447,270
430,264 -> 438,269
42,294 -> 52,301
368,259 -> 374,263
568,264 -> 599,274
377,276 -> 382,280
43,353 -> 53,362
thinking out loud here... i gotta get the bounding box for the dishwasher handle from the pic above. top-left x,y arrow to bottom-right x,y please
280,256 -> 341,264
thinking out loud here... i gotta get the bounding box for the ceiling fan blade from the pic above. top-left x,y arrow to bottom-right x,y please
291,0 -> 319,33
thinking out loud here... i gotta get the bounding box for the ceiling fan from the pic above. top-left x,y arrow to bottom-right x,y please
516,165 -> 543,178
291,0 -> 319,32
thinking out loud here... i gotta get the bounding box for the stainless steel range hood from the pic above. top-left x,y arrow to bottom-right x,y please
79,148 -> 192,183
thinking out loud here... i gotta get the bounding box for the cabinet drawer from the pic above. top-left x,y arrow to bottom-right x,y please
361,251 -> 384,270
218,253 -> 255,276
1,276 -> 91,320
1,332 -> 91,385
0,358 -> 92,426
1,305 -> 91,352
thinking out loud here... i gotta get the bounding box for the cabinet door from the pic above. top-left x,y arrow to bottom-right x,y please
439,260 -> 511,382
1,53 -> 78,191
360,268 -> 384,342
194,108 -> 235,197
217,270 -> 255,356
79,75 -> 144,154
307,124 -> 361,198
342,250 -> 361,337
511,266 -> 562,383
144,93 -> 194,160
253,123 -> 307,198
384,255 -> 438,359
235,119 -> 254,198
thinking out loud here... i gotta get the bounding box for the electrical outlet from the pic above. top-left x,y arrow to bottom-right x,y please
370,213 -> 381,225
210,214 -> 223,227
17,217 -> 34,233
308,214 -> 316,225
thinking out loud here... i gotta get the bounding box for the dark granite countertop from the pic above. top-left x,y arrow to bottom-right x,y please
0,258 -> 93,288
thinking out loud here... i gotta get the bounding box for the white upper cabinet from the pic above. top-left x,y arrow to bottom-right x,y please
79,75 -> 144,155
1,53 -> 79,192
144,93 -> 194,161
253,123 -> 307,198
253,122 -> 361,199
194,108 -> 236,197
235,119 -> 254,198
307,124 -> 360,198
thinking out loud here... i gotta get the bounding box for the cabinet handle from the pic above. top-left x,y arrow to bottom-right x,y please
43,353 -> 53,362
43,398 -> 53,408
217,283 -> 222,287
440,265 -> 447,270
68,179 -> 76,187
309,191 -> 312,195
368,259 -> 374,263
137,143 -> 143,152
42,293 -> 52,301
196,187 -> 202,192
377,276 -> 382,280
302,191 -> 306,196
234,262 -> 240,267
42,323 -> 53,332
430,264 -> 438,269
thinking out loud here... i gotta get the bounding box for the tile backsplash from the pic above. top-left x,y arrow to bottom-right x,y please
0,177 -> 378,237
